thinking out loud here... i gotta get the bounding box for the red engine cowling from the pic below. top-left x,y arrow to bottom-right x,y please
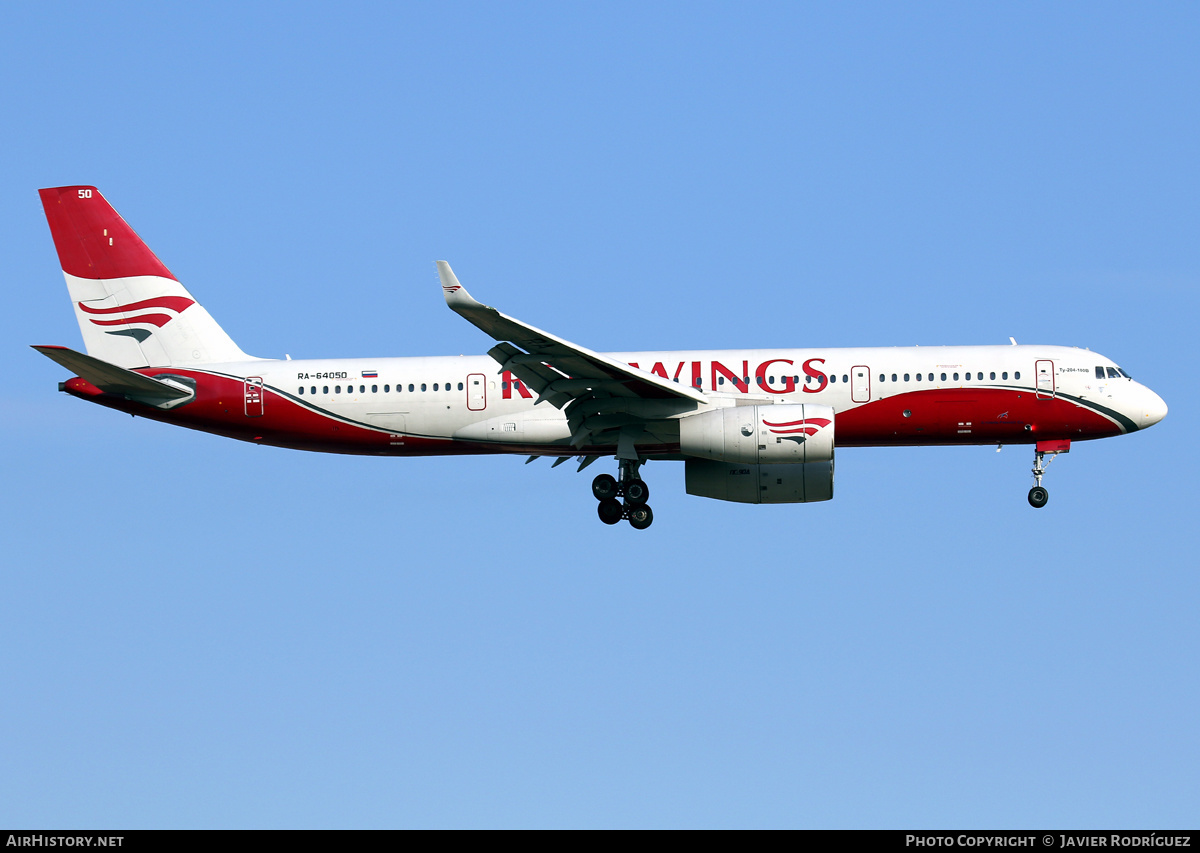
679,403 -> 835,504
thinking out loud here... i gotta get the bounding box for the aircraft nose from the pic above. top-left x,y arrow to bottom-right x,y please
1139,387 -> 1168,429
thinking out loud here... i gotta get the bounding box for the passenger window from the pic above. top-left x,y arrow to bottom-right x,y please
879,374 -> 885,383
940,373 -> 947,381
891,374 -> 897,382
311,386 -> 316,395
421,383 -> 427,391
977,372 -> 983,380
359,385 -> 365,393
1002,372 -> 1008,380
433,383 -> 439,391
371,385 -> 377,393
298,387 -> 304,395
830,374 -> 837,383
335,385 -> 341,393
323,386 -> 328,394
384,384 -> 390,392
408,384 -> 414,392
903,374 -> 909,382
916,373 -> 922,382
953,373 -> 959,381
927,374 -> 933,381
718,376 -> 725,385
990,372 -> 996,380
1015,371 -> 1020,380
458,382 -> 464,390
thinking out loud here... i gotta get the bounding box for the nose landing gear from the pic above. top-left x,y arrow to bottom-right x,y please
1028,440 -> 1070,509
591,459 -> 654,529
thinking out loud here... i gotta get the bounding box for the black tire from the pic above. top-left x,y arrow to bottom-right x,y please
597,498 -> 624,525
628,504 -> 654,530
1028,486 -> 1049,508
592,474 -> 619,501
624,478 -> 650,505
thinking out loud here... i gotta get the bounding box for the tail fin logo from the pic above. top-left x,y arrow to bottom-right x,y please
78,296 -> 195,329
442,284 -> 461,294
762,417 -> 832,442
77,296 -> 195,343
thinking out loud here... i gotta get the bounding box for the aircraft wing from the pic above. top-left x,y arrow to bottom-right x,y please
32,345 -> 193,402
437,261 -> 706,410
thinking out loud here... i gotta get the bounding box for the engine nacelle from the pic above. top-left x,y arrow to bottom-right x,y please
680,403 -> 834,504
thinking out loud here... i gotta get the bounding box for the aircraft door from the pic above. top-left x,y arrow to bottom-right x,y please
1035,360 -> 1055,399
244,377 -> 264,416
467,373 -> 486,411
851,365 -> 871,403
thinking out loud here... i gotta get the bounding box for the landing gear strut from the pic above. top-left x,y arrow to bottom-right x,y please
591,459 -> 654,529
1028,441 -> 1069,509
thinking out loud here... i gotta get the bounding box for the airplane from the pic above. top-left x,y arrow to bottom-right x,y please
34,185 -> 1168,529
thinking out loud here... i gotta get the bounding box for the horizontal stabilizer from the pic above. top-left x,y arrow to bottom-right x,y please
32,345 -> 193,402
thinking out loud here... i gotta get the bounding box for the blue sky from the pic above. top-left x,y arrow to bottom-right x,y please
1,1 -> 1196,828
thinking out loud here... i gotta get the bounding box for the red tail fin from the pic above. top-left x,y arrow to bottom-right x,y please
39,186 -> 176,281
39,185 -> 254,368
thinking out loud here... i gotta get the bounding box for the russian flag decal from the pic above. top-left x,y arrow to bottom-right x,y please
362,370 -> 378,378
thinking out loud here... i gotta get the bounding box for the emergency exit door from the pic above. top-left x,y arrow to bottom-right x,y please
851,366 -> 871,403
244,377 -> 264,416
466,373 -> 487,411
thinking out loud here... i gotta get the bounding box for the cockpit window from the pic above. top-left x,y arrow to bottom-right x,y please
1096,366 -> 1105,379
1106,367 -> 1120,379
1118,368 -> 1131,379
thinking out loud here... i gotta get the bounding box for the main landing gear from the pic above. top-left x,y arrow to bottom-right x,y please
592,459 -> 654,530
1028,441 -> 1070,509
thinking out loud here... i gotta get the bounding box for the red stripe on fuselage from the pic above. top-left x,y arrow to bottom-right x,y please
835,387 -> 1123,446
60,374 -> 1124,456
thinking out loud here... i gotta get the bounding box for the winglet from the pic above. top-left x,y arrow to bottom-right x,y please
437,261 -> 481,310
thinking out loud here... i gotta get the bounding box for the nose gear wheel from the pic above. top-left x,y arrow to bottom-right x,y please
1027,443 -> 1068,509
